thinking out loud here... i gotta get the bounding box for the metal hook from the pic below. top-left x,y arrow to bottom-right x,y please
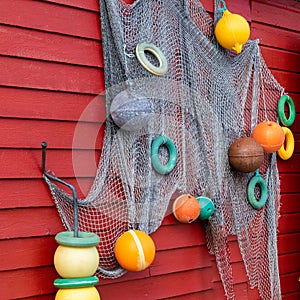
41,142 -> 79,237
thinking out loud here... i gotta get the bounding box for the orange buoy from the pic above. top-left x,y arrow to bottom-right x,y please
172,194 -> 200,223
114,230 -> 156,272
252,121 -> 285,153
228,137 -> 264,173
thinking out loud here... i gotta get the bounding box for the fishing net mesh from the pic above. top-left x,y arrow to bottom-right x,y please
45,0 -> 283,298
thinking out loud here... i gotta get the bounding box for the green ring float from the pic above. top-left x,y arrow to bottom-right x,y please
247,171 -> 268,210
278,95 -> 295,127
54,276 -> 99,289
151,135 -> 177,175
136,42 -> 168,76
55,231 -> 100,248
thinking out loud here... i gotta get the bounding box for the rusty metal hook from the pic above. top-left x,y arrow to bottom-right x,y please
41,142 -> 79,238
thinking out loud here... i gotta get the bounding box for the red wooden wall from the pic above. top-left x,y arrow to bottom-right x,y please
0,0 -> 299,299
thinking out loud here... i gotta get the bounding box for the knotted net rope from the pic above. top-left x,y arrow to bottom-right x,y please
45,0 -> 282,298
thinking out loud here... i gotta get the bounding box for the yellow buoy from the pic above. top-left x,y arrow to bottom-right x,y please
215,10 -> 250,54
55,287 -> 100,300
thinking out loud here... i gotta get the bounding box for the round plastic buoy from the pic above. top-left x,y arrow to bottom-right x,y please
110,90 -> 152,131
252,121 -> 285,153
196,196 -> 215,220
54,231 -> 100,278
228,137 -> 264,173
55,287 -> 100,300
215,9 -> 250,54
114,230 -> 156,272
173,194 -> 200,223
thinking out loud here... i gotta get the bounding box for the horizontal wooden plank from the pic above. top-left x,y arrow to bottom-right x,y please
246,284 -> 260,300
260,47 -> 300,73
100,267 -> 152,286
22,294 -> 56,300
280,272 -> 300,295
279,173 -> 300,193
150,245 -> 213,276
0,56 -> 104,94
279,194 -> 300,214
0,118 -> 104,149
210,260 -> 248,285
0,24 -> 103,66
0,177 -> 100,209
151,223 -> 207,251
278,213 -> 300,234
271,70 -> 300,94
0,149 -> 101,179
0,0 -> 101,39
252,1 -> 300,31
162,291 -> 214,300
282,292 -> 300,300
279,252 -> 300,274
278,156 -> 300,174
228,240 -> 243,263
42,0 -> 100,11
0,87 -> 106,121
251,23 -> 300,52
0,179 -> 56,209
161,284 -> 226,300
200,0 -> 251,20
99,268 -> 213,299
279,229 -> 300,253
0,266 -> 57,299
254,0 -> 300,12
151,268 -> 212,299
0,236 -> 56,271
0,207 -> 64,239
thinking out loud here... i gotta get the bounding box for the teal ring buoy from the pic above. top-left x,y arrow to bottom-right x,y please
55,231 -> 100,248
278,95 -> 296,127
247,171 -> 268,210
54,276 -> 99,289
136,42 -> 168,76
151,135 -> 177,175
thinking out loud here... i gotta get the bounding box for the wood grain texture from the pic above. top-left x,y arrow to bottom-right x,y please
0,0 -> 101,38
0,87 -> 106,121
41,0 -> 100,11
0,56 -> 104,94
0,24 -> 103,66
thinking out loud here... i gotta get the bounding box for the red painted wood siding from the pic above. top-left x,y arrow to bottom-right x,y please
0,0 -> 299,299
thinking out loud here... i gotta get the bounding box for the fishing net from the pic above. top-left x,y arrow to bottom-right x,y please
45,0 -> 283,298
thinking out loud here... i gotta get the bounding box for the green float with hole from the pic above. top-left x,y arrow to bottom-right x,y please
53,231 -> 101,300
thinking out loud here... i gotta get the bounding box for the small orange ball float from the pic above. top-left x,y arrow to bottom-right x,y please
114,230 -> 156,272
172,194 -> 200,223
252,121 -> 285,153
228,137 -> 264,173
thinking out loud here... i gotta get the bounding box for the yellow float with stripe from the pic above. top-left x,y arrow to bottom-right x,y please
277,127 -> 294,160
